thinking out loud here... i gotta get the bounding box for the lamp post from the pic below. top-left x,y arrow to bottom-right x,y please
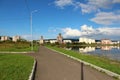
30,10 -> 39,51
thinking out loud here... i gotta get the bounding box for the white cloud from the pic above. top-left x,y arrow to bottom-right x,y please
78,0 -> 113,14
62,27 -> 81,37
54,0 -> 74,8
62,24 -> 120,40
78,0 -> 120,14
97,27 -> 120,36
54,0 -> 120,14
90,12 -> 120,25
79,3 -> 99,13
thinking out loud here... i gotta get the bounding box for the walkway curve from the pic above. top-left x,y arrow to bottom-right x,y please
28,46 -> 115,80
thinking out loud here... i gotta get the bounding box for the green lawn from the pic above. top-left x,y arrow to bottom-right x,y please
0,54 -> 34,80
0,41 -> 39,52
46,45 -> 120,75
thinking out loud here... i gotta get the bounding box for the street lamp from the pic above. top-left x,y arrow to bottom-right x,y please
30,9 -> 39,51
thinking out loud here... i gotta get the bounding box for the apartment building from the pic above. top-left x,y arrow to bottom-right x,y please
12,36 -> 20,42
79,37 -> 95,44
1,36 -> 10,41
101,39 -> 112,44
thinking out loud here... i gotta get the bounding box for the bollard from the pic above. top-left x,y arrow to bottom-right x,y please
81,62 -> 84,80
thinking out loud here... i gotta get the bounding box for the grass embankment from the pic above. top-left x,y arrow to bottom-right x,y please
0,41 -> 39,52
46,45 -> 120,75
0,54 -> 34,80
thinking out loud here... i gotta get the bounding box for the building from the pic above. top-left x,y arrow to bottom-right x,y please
39,36 -> 44,44
95,40 -> 101,44
44,39 -> 57,44
63,39 -> 72,43
112,40 -> 119,44
1,36 -> 10,41
101,39 -> 112,44
57,33 -> 63,44
50,39 -> 57,44
12,36 -> 20,42
79,37 -> 95,44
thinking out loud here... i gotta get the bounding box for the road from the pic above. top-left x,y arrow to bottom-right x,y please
28,46 -> 115,80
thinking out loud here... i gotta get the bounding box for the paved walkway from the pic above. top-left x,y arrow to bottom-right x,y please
28,46 -> 115,80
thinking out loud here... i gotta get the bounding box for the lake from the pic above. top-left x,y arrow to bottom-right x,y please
65,46 -> 120,61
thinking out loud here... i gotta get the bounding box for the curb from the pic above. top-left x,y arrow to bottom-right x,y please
0,51 -> 34,54
28,59 -> 37,80
47,47 -> 120,79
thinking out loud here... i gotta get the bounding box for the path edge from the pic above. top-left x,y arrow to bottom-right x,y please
47,47 -> 120,79
28,59 -> 37,80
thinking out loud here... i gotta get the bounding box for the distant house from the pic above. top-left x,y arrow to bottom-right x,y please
79,37 -> 95,44
63,39 -> 72,43
44,39 -> 57,44
1,36 -> 10,41
39,36 -> 44,44
12,36 -> 20,42
71,39 -> 79,43
101,39 -> 112,44
112,40 -> 119,44
50,39 -> 57,44
95,40 -> 101,44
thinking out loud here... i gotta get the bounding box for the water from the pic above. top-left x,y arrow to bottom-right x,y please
65,46 -> 120,61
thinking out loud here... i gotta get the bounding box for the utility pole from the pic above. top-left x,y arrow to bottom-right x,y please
30,10 -> 39,51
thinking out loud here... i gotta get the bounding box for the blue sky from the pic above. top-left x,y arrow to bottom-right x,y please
0,0 -> 120,40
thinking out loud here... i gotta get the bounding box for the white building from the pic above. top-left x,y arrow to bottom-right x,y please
63,40 -> 72,43
12,36 -> 20,42
50,39 -> 57,44
39,36 -> 44,44
79,37 -> 95,44
1,36 -> 9,41
101,39 -> 112,44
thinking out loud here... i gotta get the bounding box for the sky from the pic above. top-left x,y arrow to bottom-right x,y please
0,0 -> 120,40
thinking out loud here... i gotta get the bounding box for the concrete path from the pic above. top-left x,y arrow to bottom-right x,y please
28,46 -> 115,80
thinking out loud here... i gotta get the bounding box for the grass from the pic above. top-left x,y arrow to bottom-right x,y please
0,54 -> 34,80
46,45 -> 120,75
0,41 -> 39,52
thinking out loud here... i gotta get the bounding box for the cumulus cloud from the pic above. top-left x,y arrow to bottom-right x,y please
62,24 -> 120,40
62,28 -> 81,37
77,0 -> 120,14
79,3 -> 99,14
90,12 -> 120,25
79,0 -> 113,14
54,0 -> 120,13
54,0 -> 74,8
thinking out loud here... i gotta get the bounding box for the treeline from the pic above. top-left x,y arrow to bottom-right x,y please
45,42 -> 120,47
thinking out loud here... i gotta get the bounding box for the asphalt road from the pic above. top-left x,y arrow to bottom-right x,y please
28,46 -> 115,80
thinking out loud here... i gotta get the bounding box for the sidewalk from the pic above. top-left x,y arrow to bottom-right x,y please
28,46 -> 115,80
